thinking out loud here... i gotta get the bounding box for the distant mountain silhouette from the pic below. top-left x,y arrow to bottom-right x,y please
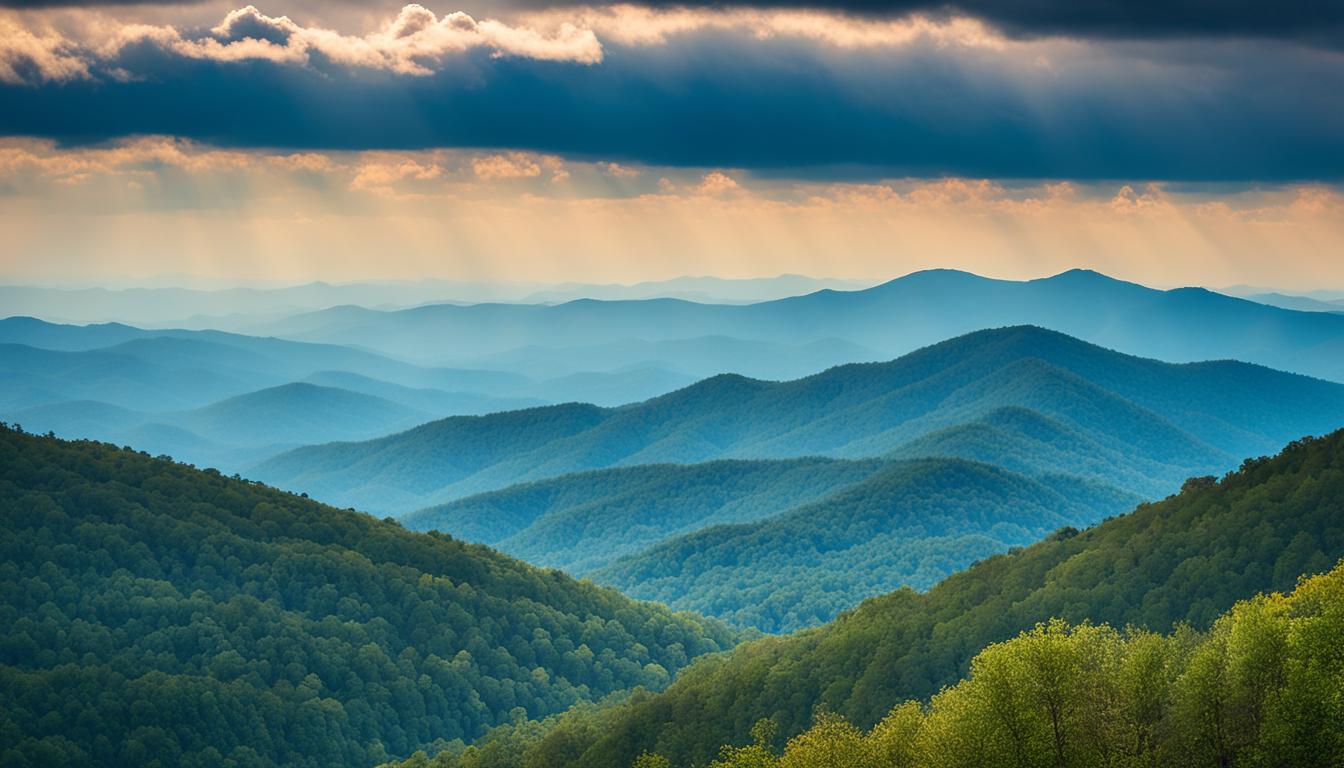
0,318 -> 724,471
0,275 -> 864,328
1237,291 -> 1344,313
464,335 -> 880,380
249,270 -> 1344,382
7,383 -> 430,470
174,383 -> 425,447
300,370 -> 544,415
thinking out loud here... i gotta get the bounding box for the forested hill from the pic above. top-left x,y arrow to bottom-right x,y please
592,459 -> 1138,632
466,429 -> 1344,768
401,458 -> 893,574
406,457 -> 1137,633
252,326 -> 1344,514
674,558 -> 1344,768
0,426 -> 739,768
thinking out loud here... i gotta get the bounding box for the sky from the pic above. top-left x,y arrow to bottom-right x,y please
1,0 -> 1342,289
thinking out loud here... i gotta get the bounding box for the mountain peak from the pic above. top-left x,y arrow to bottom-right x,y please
1038,268 -> 1128,286
887,268 -> 990,286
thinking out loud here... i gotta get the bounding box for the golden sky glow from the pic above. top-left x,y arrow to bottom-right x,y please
1,138 -> 1341,289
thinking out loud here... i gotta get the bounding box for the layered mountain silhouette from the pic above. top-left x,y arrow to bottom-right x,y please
0,274 -> 864,328
251,270 -> 1344,382
253,326 -> 1344,514
0,318 -> 704,470
1237,291 -> 1344,313
0,321 -> 527,410
7,383 -> 429,469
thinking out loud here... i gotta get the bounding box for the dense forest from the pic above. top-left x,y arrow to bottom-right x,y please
254,326 -> 1344,514
401,558 -> 1344,768
593,459 -> 1137,631
695,557 -> 1344,768
391,429 -> 1344,768
0,426 -> 739,767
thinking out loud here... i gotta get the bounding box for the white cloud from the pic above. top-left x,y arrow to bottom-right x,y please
0,17 -> 91,85
0,136 -> 256,179
350,155 -> 443,195
521,5 -> 1007,50
0,4 -> 603,83
695,170 -> 741,196
0,3 -> 1029,85
600,162 -> 641,178
472,152 -> 544,180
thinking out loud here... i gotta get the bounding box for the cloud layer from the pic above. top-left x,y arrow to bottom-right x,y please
0,3 -> 601,84
0,4 -> 1341,181
4,0 -> 1341,45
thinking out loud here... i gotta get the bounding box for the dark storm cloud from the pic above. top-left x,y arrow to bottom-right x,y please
4,0 -> 1343,45
2,30 -> 1342,182
611,0 -> 1344,44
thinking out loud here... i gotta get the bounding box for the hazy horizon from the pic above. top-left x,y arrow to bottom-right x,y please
6,267 -> 1344,296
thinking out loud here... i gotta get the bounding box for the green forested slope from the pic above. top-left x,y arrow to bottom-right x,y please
881,406 -> 1167,494
402,458 -> 890,573
685,557 -> 1344,768
444,429 -> 1344,768
593,459 -> 1139,632
417,555 -> 1344,768
0,426 -> 738,768
252,327 -> 1344,514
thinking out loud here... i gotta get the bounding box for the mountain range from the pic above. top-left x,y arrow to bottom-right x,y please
0,275 -> 867,329
6,307 -> 1344,766
247,270 -> 1344,383
0,316 -> 695,408
0,319 -> 698,470
254,326 -> 1344,515
1239,291 -> 1344,314
8,383 -> 432,466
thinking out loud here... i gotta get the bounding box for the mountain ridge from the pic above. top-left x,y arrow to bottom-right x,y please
252,326 -> 1344,514
247,270 -> 1344,382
